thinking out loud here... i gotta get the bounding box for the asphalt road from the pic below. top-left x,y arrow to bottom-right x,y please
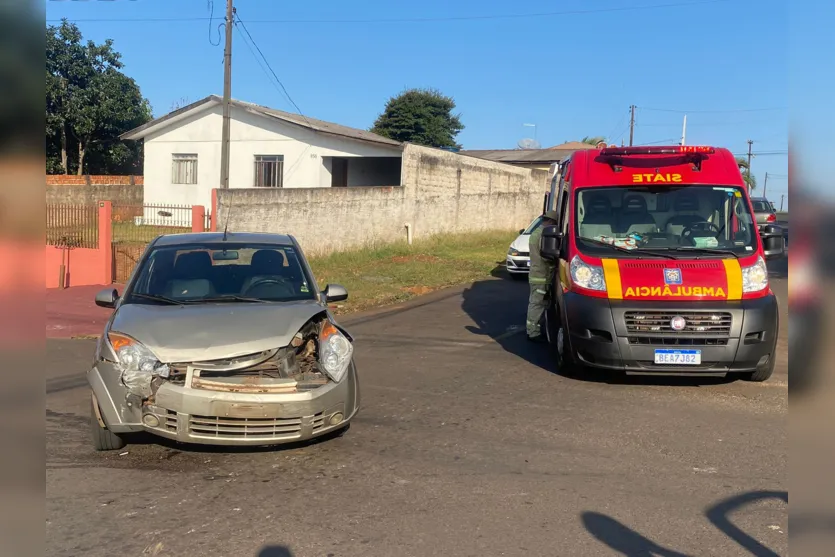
46,259 -> 788,557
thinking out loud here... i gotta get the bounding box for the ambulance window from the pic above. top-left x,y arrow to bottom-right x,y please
560,187 -> 570,235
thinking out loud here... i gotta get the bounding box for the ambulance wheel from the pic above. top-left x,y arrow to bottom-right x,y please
741,355 -> 775,383
545,305 -> 582,377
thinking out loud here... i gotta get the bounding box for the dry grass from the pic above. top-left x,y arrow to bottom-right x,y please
308,229 -> 517,314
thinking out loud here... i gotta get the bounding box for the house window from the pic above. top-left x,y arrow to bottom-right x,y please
171,154 -> 198,184
254,155 -> 284,188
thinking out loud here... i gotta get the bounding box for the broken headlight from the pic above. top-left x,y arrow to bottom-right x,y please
108,332 -> 170,398
318,321 -> 353,383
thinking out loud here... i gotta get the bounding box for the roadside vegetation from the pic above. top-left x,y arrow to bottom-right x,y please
309,229 -> 518,314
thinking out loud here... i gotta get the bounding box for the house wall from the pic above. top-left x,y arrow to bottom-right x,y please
215,144 -> 550,254
142,104 -> 402,208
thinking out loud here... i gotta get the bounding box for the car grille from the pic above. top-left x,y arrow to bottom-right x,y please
188,413 -> 325,439
628,336 -> 729,346
624,311 -> 732,335
515,251 -> 530,257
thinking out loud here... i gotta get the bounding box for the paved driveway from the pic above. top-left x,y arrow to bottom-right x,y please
46,265 -> 787,557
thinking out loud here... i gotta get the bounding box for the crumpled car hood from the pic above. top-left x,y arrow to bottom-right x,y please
109,301 -> 328,363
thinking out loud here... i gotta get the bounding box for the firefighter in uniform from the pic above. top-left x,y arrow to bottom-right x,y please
526,210 -> 559,342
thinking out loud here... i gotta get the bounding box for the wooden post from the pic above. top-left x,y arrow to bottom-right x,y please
192,205 -> 206,232
99,201 -> 113,284
211,189 -> 219,232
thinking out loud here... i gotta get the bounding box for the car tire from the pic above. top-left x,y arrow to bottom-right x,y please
741,313 -> 779,383
91,396 -> 127,452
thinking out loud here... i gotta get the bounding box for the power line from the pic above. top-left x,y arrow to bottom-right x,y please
639,106 -> 787,114
46,0 -> 733,24
206,0 -> 223,47
233,12 -> 311,127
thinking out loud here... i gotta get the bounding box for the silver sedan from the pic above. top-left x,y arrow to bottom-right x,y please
88,232 -> 360,450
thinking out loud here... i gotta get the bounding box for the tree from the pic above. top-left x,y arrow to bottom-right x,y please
46,20 -> 152,174
370,88 -> 464,149
736,157 -> 757,190
581,136 -> 607,146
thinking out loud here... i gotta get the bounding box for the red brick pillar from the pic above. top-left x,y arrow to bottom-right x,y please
98,201 -> 113,284
192,205 -> 206,233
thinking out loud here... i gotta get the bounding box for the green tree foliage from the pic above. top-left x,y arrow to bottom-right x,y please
46,20 -> 152,175
736,157 -> 757,190
370,88 -> 464,149
581,136 -> 607,145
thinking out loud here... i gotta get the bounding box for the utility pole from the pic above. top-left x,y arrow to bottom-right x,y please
745,139 -> 754,193
779,194 -> 785,211
763,172 -> 768,198
628,105 -> 636,146
219,0 -> 234,190
680,114 -> 687,146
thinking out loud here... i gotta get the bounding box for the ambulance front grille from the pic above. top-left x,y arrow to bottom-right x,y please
624,311 -> 732,335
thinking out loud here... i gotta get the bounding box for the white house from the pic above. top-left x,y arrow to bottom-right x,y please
120,95 -> 404,217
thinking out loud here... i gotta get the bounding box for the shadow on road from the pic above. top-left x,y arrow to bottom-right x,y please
257,546 -> 294,557
582,490 -> 787,557
460,270 -> 739,387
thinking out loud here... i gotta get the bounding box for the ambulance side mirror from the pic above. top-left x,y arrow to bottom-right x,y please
540,225 -> 563,261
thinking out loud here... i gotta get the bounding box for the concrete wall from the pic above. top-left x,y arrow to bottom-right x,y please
215,144 -> 550,254
143,104 -> 403,208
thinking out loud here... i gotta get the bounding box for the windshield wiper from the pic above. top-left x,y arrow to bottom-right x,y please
130,293 -> 190,305
658,246 -> 739,259
198,295 -> 271,303
580,238 -> 676,259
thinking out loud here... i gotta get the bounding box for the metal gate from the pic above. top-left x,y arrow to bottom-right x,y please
111,203 -> 193,283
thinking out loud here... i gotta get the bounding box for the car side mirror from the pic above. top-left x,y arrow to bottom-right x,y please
540,225 -> 563,261
322,284 -> 348,303
95,288 -> 119,309
761,224 -> 785,259
519,229 -> 525,235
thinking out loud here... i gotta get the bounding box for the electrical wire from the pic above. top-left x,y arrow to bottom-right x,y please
233,12 -> 312,127
207,0 -> 222,47
640,106 -> 787,114
47,0 -> 733,24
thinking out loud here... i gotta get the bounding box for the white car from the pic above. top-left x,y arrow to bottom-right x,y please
506,216 -> 543,278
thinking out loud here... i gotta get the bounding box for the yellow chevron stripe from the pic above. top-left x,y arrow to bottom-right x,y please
601,259 -> 623,299
723,259 -> 743,300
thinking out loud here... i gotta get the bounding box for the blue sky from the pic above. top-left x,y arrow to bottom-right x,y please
47,0 -> 788,207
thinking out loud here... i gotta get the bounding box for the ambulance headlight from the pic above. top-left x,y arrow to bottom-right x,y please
741,256 -> 769,293
570,255 -> 606,292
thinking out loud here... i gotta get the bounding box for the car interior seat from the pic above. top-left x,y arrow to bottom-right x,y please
617,195 -> 658,235
665,194 -> 705,238
240,250 -> 296,297
164,251 -> 217,299
578,193 -> 614,238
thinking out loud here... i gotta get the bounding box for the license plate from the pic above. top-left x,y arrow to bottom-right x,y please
654,349 -> 701,365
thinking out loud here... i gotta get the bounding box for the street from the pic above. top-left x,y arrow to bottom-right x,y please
46,260 -> 787,557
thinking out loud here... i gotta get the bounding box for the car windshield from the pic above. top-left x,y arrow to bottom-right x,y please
574,185 -> 757,258
751,200 -> 771,212
523,216 -> 543,235
123,243 -> 317,304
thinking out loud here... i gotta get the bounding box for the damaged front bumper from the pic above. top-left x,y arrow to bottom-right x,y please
88,360 -> 360,446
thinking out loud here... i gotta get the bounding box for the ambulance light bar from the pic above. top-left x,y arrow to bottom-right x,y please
599,146 -> 715,156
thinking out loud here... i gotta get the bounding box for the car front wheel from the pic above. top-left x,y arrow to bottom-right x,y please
91,394 -> 127,452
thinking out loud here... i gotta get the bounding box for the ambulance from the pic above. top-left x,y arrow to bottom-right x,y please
538,145 -> 785,381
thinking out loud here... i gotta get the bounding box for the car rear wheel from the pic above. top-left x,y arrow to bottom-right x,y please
91,395 -> 127,452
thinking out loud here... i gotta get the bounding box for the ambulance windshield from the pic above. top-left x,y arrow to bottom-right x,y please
574,185 -> 757,257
